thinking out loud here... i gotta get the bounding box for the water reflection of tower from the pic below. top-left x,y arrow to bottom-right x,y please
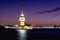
19,8 -> 25,27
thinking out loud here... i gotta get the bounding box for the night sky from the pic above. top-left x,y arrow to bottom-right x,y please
0,0 -> 60,26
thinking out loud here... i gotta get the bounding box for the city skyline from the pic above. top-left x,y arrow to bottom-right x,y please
0,0 -> 60,26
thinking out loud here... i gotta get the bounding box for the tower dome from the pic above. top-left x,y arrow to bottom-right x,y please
20,13 -> 24,16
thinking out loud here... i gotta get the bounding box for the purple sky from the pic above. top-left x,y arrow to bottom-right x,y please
0,0 -> 60,25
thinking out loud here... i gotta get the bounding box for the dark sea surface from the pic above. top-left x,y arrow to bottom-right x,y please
0,28 -> 60,40
27,29 -> 60,40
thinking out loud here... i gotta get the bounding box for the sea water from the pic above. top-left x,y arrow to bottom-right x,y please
17,30 -> 27,40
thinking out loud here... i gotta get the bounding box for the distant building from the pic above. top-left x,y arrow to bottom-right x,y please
54,24 -> 60,27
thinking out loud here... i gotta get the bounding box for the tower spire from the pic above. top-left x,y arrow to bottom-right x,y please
20,8 -> 24,16
19,7 -> 25,26
22,8 -> 23,14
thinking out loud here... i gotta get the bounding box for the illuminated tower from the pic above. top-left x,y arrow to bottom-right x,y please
19,9 -> 25,27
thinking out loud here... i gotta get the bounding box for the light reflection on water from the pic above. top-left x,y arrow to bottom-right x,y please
17,30 -> 27,40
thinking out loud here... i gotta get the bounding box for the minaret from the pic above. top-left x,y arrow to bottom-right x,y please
19,8 -> 25,27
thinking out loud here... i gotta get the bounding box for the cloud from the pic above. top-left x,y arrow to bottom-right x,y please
35,7 -> 60,17
36,7 -> 60,14
51,13 -> 60,17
